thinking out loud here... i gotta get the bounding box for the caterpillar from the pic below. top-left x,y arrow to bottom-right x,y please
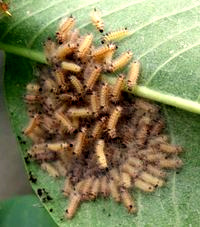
57,16 -> 75,44
100,176 -> 109,197
95,139 -> 107,169
70,76 -> 84,95
91,117 -> 106,139
92,44 -> 117,61
79,177 -> 94,200
111,74 -> 125,102
77,34 -> 93,59
120,172 -> 132,188
107,106 -> 122,138
109,51 -> 133,72
127,60 -> 140,90
54,111 -> 75,133
134,179 -> 155,192
120,189 -> 136,213
139,171 -> 164,187
56,43 -> 76,60
102,28 -> 129,43
73,128 -> 87,156
63,178 -> 73,197
100,82 -> 109,112
90,8 -> 104,33
61,62 -> 81,73
90,178 -> 100,199
90,91 -> 100,116
85,65 -> 101,91
65,192 -> 81,219
109,180 -> 120,202
24,114 -> 40,135
67,107 -> 92,118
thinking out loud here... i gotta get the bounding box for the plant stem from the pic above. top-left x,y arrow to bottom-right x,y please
1,43 -> 200,114
102,75 -> 200,114
0,43 -> 46,64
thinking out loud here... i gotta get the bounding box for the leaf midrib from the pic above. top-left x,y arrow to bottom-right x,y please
1,41 -> 200,115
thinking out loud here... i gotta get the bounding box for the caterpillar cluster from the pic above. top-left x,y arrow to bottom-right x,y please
24,9 -> 183,220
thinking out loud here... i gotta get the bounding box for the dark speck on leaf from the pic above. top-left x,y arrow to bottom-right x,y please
24,156 -> 30,164
42,188 -> 48,194
37,188 -> 43,197
46,195 -> 53,201
29,171 -> 37,183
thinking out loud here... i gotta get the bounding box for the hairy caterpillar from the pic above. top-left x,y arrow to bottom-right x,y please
102,28 -> 129,43
91,8 -> 104,33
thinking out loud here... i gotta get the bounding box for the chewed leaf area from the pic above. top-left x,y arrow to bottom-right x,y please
23,14 -> 183,220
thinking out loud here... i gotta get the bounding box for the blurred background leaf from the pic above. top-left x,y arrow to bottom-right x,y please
0,195 -> 56,227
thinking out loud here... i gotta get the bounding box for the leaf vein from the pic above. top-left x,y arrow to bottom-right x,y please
145,39 -> 200,85
138,23 -> 200,60
126,3 -> 200,40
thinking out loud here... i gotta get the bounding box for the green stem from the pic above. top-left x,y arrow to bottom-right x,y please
0,42 -> 46,64
102,75 -> 200,114
1,43 -> 200,114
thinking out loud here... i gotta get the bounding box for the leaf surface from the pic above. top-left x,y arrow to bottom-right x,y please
3,53 -> 200,226
2,0 -> 200,226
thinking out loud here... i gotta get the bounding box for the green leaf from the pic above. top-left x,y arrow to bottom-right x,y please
1,0 -> 200,113
2,0 -> 200,226
0,195 -> 56,227
3,53 -> 200,226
